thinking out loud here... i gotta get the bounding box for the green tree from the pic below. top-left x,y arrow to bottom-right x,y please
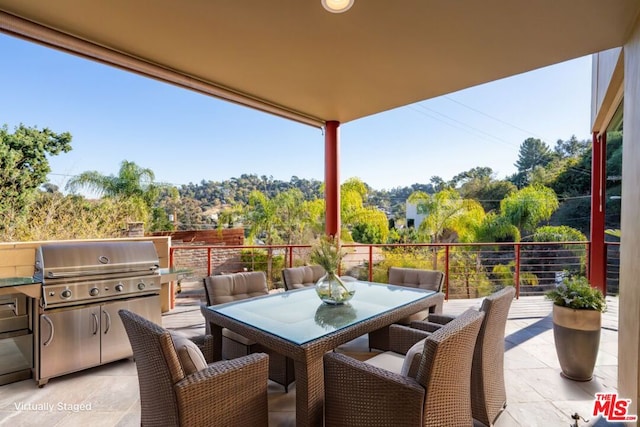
453,167 -> 516,213
304,198 -> 326,237
16,191 -> 142,241
450,167 -> 494,187
153,186 -> 181,231
492,261 -> 538,287
339,177 -> 389,243
511,138 -> 553,187
532,225 -> 587,243
350,208 -> 389,244
179,197 -> 209,230
245,191 -> 279,244
553,135 -> 589,158
429,176 -> 448,192
339,177 -> 368,225
244,189 -> 321,284
0,124 -> 72,239
245,190 -> 280,285
407,188 -> 485,244
500,184 -> 559,237
274,189 -> 308,244
217,204 -> 244,230
408,188 -> 486,273
65,160 -> 161,230
475,212 -> 520,243
550,131 -> 622,232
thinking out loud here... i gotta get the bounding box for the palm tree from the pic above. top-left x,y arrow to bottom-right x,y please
245,190 -> 281,284
499,184 -> 559,238
65,160 -> 160,230
408,188 -> 485,244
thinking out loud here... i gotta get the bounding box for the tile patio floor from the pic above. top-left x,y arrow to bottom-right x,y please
0,282 -> 621,426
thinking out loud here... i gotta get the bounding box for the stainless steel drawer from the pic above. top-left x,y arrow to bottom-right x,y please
0,332 -> 33,376
0,294 -> 29,333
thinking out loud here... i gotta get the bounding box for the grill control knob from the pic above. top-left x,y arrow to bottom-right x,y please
89,287 -> 99,297
61,289 -> 72,299
115,284 -> 124,292
137,282 -> 146,291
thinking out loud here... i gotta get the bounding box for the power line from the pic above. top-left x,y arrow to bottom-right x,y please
409,104 -> 517,148
443,95 -> 550,141
435,96 -> 594,178
411,101 -> 592,180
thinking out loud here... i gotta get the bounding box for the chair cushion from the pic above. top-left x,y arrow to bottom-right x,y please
205,272 -> 268,304
283,265 -> 326,289
364,338 -> 426,378
285,267 -> 307,288
388,267 -> 444,292
170,331 -> 208,376
401,338 -> 426,377
397,310 -> 430,325
364,351 -> 405,375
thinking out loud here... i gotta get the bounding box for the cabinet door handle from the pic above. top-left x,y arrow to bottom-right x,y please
42,315 -> 54,347
103,309 -> 111,334
91,312 -> 99,335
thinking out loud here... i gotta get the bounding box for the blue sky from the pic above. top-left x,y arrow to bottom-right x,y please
0,33 -> 592,192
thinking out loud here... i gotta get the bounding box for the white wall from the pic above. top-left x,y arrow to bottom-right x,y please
619,14 -> 640,419
591,14 -> 640,419
405,201 -> 426,230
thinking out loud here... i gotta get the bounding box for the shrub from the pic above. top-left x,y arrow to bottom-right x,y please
545,275 -> 606,312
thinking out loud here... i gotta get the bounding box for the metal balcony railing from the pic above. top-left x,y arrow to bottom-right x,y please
169,241 -> 617,299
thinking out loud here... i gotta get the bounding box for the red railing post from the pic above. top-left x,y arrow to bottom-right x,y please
586,241 -> 591,280
514,243 -> 521,299
444,245 -> 450,300
169,247 -> 174,268
207,247 -> 212,277
288,246 -> 293,268
368,245 -> 373,281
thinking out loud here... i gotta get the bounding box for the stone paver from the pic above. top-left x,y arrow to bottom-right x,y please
0,282 -> 619,426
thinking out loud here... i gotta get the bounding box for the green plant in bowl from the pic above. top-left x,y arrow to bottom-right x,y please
310,237 -> 355,304
545,275 -> 606,312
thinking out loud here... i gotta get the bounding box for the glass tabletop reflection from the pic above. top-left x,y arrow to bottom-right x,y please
209,281 -> 435,345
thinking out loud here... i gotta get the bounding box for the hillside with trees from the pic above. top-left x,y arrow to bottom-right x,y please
0,122 -> 622,246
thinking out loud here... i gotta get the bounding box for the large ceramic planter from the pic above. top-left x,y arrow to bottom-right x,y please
552,304 -> 601,381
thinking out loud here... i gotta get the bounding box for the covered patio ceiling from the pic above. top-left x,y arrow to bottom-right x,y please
1,0 -> 639,128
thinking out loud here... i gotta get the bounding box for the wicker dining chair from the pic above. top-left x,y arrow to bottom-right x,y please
281,265 -> 326,290
369,267 -> 445,351
324,309 -> 485,427
118,309 -> 269,427
203,271 -> 295,391
281,265 -> 357,291
413,286 -> 516,426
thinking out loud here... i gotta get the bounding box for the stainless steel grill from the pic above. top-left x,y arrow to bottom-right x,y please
34,241 -> 161,308
33,240 -> 162,386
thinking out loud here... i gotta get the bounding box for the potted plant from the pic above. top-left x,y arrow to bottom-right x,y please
310,237 -> 355,304
545,275 -> 606,381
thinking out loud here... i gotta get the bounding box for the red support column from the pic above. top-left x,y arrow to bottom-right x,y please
589,132 -> 607,294
325,121 -> 341,239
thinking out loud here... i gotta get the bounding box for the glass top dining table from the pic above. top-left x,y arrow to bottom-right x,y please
202,281 -> 443,427
213,280 -> 435,345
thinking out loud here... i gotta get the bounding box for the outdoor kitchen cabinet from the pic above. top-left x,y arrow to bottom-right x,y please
0,286 -> 34,386
33,241 -> 164,386
37,295 -> 160,385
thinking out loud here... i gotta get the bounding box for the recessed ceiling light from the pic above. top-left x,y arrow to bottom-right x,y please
321,0 -> 355,14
